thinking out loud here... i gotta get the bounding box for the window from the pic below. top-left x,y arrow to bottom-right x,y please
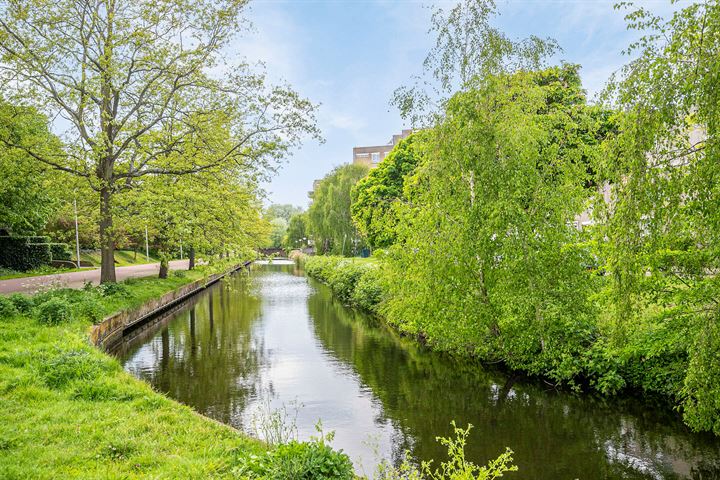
371,152 -> 380,164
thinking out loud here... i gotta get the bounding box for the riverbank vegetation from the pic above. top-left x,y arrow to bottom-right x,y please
0,267 -> 271,478
304,1 -> 720,436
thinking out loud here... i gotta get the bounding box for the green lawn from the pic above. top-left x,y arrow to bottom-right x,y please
0,268 -> 264,479
80,249 -> 162,267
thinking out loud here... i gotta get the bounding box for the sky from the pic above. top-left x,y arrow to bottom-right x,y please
229,0 -> 685,208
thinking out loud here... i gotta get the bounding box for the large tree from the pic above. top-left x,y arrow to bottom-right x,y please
599,0 -> 720,434
351,133 -> 425,249
307,164 -> 368,256
0,0 -> 319,282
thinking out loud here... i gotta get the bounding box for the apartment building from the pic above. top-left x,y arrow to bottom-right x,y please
352,129 -> 412,168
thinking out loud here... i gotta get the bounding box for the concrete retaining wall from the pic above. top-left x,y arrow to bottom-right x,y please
90,263 -> 248,351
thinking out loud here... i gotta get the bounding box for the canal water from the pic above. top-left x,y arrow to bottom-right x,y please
117,262 -> 720,479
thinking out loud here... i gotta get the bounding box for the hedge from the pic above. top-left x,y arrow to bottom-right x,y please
0,236 -> 53,271
48,243 -> 72,261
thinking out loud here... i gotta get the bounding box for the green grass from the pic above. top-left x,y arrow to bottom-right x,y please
0,266 -> 265,479
80,249 -> 161,267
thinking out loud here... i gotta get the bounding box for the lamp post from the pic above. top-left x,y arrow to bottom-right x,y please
145,226 -> 150,262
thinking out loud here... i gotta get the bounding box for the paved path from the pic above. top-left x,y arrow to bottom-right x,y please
0,260 -> 189,295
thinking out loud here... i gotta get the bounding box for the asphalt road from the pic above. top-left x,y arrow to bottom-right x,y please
0,260 -> 189,295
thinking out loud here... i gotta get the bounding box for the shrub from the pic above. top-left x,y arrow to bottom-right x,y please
171,269 -> 187,279
376,423 -> 517,480
8,294 -> 33,315
48,243 -> 72,261
34,297 -> 73,325
327,262 -> 368,303
0,296 -> 19,318
0,236 -> 52,271
77,296 -> 105,323
352,267 -> 385,313
97,282 -> 129,297
236,440 -> 354,480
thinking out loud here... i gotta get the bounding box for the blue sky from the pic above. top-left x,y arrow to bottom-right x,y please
230,0 -> 684,208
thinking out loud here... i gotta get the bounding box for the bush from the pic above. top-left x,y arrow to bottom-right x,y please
171,270 -> 187,279
327,262 -> 368,303
97,282 -> 129,297
236,440 -> 354,480
352,267 -> 385,313
0,236 -> 52,271
0,296 -> 19,318
305,256 -> 385,312
48,243 -> 72,261
77,296 -> 105,323
8,294 -> 33,315
34,297 -> 73,325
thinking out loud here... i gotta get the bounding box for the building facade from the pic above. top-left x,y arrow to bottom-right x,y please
352,129 -> 412,169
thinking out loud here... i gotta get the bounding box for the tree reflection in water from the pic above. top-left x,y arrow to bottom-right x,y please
120,264 -> 720,479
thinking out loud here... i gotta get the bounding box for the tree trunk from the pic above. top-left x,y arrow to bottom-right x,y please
188,247 -> 195,270
99,185 -> 116,283
159,256 -> 169,279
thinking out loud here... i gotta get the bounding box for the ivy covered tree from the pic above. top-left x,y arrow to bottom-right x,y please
0,0 -> 319,282
351,133 -> 426,249
307,164 -> 369,255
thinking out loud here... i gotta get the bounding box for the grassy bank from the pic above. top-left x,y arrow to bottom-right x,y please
0,265 -> 272,479
80,249 -> 161,267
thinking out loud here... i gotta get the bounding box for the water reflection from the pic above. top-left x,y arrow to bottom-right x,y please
119,263 -> 720,479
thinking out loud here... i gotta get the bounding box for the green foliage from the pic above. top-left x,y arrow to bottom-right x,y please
0,236 -> 52,271
8,294 -> 33,315
0,296 -> 18,318
48,243 -> 71,261
34,297 -> 73,326
97,282 -> 129,298
351,134 -> 425,249
597,1 -> 720,433
376,423 -> 516,480
236,427 -> 354,480
0,99 -> 64,235
285,212 -> 309,249
308,164 -> 369,256
77,296 -> 105,323
37,349 -> 113,390
304,256 -> 385,312
267,217 -> 289,249
383,64 -> 608,379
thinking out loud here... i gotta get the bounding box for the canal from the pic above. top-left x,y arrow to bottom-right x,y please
117,261 -> 720,478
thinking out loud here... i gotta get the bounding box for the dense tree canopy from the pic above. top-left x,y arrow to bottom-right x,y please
307,164 -> 369,255
284,213 -> 308,250
598,0 -> 720,434
351,133 -> 425,249
383,65 -> 611,381
0,99 -> 66,235
0,0 -> 319,281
